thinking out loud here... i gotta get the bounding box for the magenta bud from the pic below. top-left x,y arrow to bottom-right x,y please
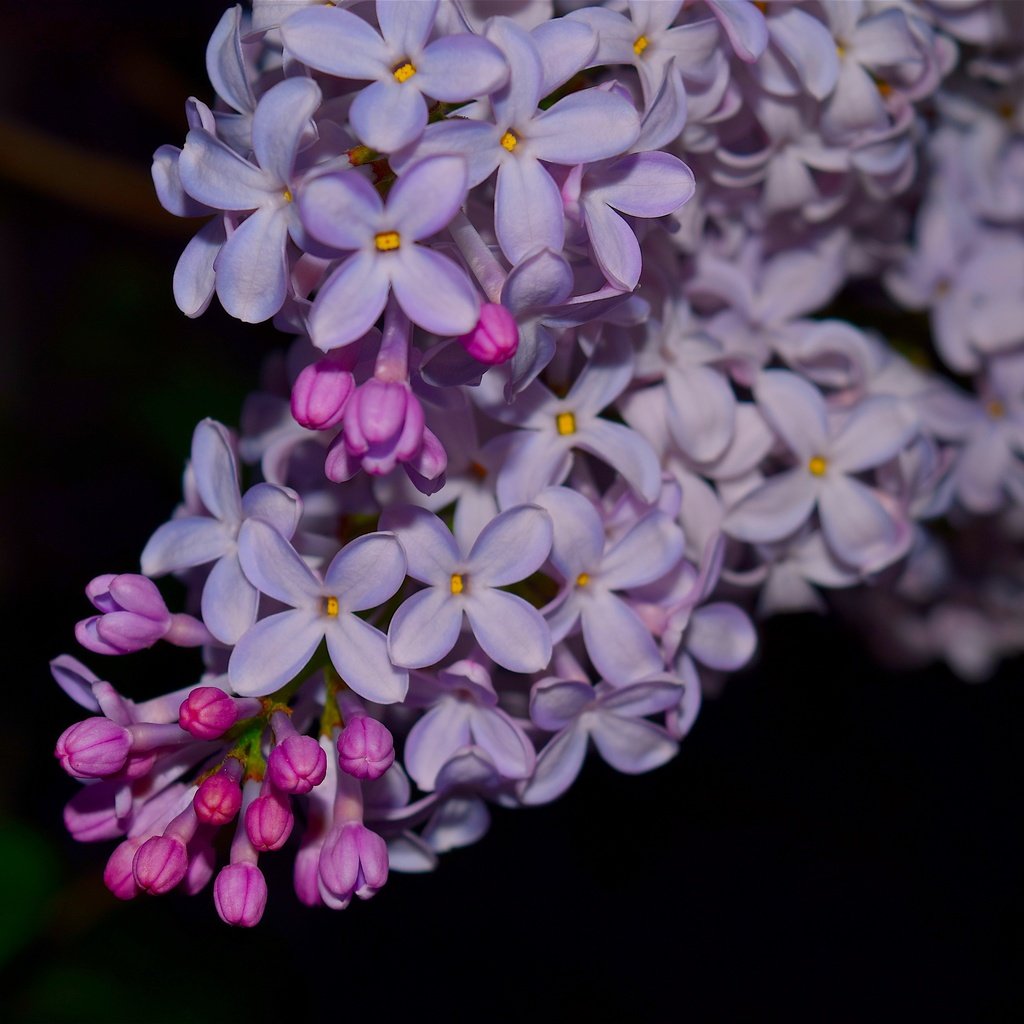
245,791 -> 294,851
291,355 -> 356,431
55,718 -> 132,779
183,840 -> 217,896
104,838 -> 144,900
457,303 -> 519,365
179,687 -> 240,740
214,863 -> 267,927
267,734 -> 328,794
318,822 -> 389,904
77,574 -> 172,655
337,717 -> 395,781
293,840 -> 322,907
195,773 -> 243,826
64,781 -> 122,842
132,835 -> 189,894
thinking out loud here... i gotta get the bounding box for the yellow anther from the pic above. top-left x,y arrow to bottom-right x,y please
836,43 -> 846,59
324,595 -> 340,617
393,62 -> 416,83
500,131 -> 518,152
575,572 -> 590,588
876,80 -> 892,98
808,455 -> 828,477
468,461 -> 488,480
282,188 -> 293,203
375,231 -> 401,252
555,411 -> 576,436
450,573 -> 465,596
987,398 -> 1006,420
633,35 -> 649,56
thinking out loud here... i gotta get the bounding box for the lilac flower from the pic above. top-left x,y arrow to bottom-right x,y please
382,504 -> 552,673
229,520 -> 408,702
141,418 -> 301,645
299,155 -> 480,350
281,0 -> 508,154
403,659 -> 535,791
723,371 -> 916,571
518,666 -> 683,806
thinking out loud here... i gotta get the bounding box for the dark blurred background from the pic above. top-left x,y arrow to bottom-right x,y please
2,3 -> 1022,1021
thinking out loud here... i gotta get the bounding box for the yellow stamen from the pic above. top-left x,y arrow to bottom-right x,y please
808,455 -> 828,477
575,572 -> 590,588
987,398 -> 1006,420
836,43 -> 846,59
324,595 -> 340,617
633,35 -> 649,56
375,230 -> 401,252
500,131 -> 518,152
450,573 -> 465,596
468,461 -> 488,480
555,411 -> 576,436
877,80 -> 892,98
393,62 -> 416,83
282,188 -> 293,203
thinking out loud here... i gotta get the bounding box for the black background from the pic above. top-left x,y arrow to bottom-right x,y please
2,3 -> 1022,1020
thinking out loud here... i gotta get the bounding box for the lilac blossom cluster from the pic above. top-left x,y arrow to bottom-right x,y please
53,0 -> 1024,925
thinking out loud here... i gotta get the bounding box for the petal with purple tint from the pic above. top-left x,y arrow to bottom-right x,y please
495,431 -> 573,508
404,701 -> 472,792
416,33 -> 509,101
379,505 -> 460,584
486,17 -> 544,129
534,486 -> 605,582
469,707 -> 535,780
589,715 -> 678,774
214,203 -> 289,324
237,518 -> 322,608
532,16 -> 597,95
192,419 -> 243,524
600,678 -> 685,718
829,397 -> 917,473
705,0 -> 768,62
494,155 -> 564,265
768,7 -> 839,101
50,655 -> 102,713
179,130 -> 271,210
140,517 -> 232,576
323,533 -> 406,612
721,469 -> 818,543
280,6 -> 390,80
530,677 -> 594,732
391,120 -> 502,189
174,217 -> 223,318
350,77 -> 427,154
377,0 -> 438,58
754,370 -> 828,460
599,511 -> 685,592
464,589 -> 552,674
591,152 -> 695,218
240,483 -> 301,538
326,614 -> 408,705
308,251 -> 390,351
817,475 -> 905,572
201,553 -> 259,646
251,77 -> 321,187
575,419 -> 661,503
581,591 -> 663,686
582,199 -> 641,291
527,90 -> 640,165
387,155 -> 468,241
666,363 -> 737,464
228,608 -> 324,697
501,247 -> 574,317
206,6 -> 254,117
467,505 -> 552,586
685,603 -> 757,672
388,588 -> 464,668
390,245 -> 480,337
298,170 -> 381,251
518,722 -> 588,805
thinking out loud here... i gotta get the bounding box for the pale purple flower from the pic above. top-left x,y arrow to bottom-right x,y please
383,504 -> 553,673
141,418 -> 301,646
299,155 -> 480,350
229,520 -> 408,702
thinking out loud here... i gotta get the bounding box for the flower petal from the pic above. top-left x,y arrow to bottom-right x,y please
308,251 -> 390,351
326,614 -> 409,704
467,505 -> 552,586
589,714 -> 678,774
388,588 -> 463,668
390,245 -> 480,337
494,155 -> 564,265
237,518 -> 322,607
721,468 -> 818,543
581,590 -> 663,685
378,505 -> 460,584
192,419 -> 243,523
201,553 -> 259,646
464,589 -> 552,674
350,77 -> 427,154
518,723 -> 588,805
140,517 -> 232,576
323,532 -> 407,611
228,609 -> 324,697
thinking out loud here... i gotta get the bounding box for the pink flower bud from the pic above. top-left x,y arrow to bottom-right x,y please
245,790 -> 294,851
195,772 -> 243,826
179,687 -> 241,740
318,822 -> 389,904
457,303 -> 519,365
337,717 -> 395,780
55,718 -> 132,779
214,863 -> 267,927
104,838 -> 144,900
291,354 -> 356,431
183,839 -> 216,895
76,574 -> 171,655
133,835 -> 189,894
293,839 -> 323,907
64,781 -> 122,842
267,734 -> 328,794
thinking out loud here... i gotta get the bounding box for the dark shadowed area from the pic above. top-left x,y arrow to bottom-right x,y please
1,4 -> 1021,1021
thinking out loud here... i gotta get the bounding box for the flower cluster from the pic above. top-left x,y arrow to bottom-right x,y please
54,0 -> 1024,925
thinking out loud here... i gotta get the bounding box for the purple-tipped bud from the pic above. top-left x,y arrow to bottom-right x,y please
458,303 -> 519,365
291,355 -> 356,431
132,835 -> 189,894
64,781 -> 122,842
179,687 -> 240,740
104,838 -> 144,900
214,863 -> 267,927
76,574 -> 171,655
55,718 -> 132,779
245,790 -> 294,851
267,734 -> 328,794
318,822 -> 389,904
337,717 -> 395,780
293,839 -> 323,907
195,773 -> 243,826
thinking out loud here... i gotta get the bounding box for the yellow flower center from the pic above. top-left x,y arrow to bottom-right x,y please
375,231 -> 401,252
575,572 -> 590,588
324,595 -> 340,617
987,398 -> 1006,420
808,455 -> 828,477
282,188 -> 293,203
633,35 -> 649,56
500,131 -> 518,152
450,574 -> 465,596
555,411 -> 576,436
393,62 -> 416,83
